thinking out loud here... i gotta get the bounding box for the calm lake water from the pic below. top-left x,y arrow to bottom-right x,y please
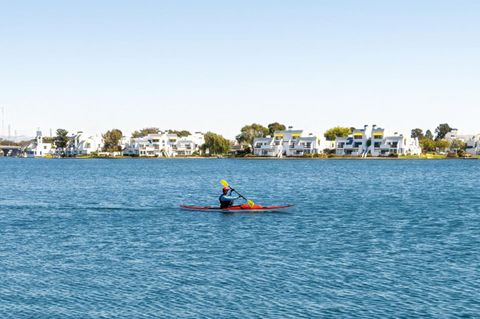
0,158 -> 479,318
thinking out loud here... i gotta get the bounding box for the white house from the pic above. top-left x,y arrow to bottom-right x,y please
122,137 -> 142,156
77,134 -> 104,155
175,132 -> 205,156
253,137 -> 280,157
335,125 -> 369,156
253,128 -> 322,157
123,132 -> 204,157
336,125 -> 421,157
65,132 -> 104,156
368,125 -> 421,156
123,133 -> 172,157
376,134 -> 421,156
25,131 -> 54,158
445,129 -> 480,154
465,135 -> 480,155
445,129 -> 475,143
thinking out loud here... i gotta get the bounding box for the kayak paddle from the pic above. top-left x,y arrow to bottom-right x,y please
220,179 -> 255,207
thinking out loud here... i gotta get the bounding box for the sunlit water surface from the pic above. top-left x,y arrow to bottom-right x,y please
0,158 -> 479,318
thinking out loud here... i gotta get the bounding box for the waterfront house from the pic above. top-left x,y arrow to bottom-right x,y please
465,134 -> 480,155
336,125 -> 421,157
25,131 -> 54,157
123,132 -> 204,157
368,125 -> 421,156
445,129 -> 475,143
229,142 -> 247,156
66,132 -> 104,156
122,137 -> 142,156
253,137 -> 280,157
285,134 -> 321,156
253,128 -> 322,157
77,134 -> 104,155
123,133 -> 172,157
335,125 -> 369,156
376,134 -> 421,156
368,125 -> 385,156
175,132 -> 205,156
445,129 -> 479,154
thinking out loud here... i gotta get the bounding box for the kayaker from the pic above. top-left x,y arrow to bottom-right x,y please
219,187 -> 240,208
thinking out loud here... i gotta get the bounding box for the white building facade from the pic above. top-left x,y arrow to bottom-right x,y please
253,128 -> 322,157
25,131 -> 54,158
445,129 -> 475,143
465,135 -> 480,155
175,132 -> 205,156
336,125 -> 421,157
368,126 -> 421,156
123,132 -> 204,157
66,132 -> 104,156
335,126 -> 369,156
445,129 -> 480,154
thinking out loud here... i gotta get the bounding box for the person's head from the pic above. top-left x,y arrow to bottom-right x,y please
222,187 -> 229,194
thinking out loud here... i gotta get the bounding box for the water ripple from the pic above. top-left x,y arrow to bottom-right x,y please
0,158 -> 479,318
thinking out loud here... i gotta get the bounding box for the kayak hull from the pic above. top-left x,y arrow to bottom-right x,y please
180,204 -> 293,212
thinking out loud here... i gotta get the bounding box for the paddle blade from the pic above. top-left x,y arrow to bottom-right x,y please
220,179 -> 230,188
247,200 -> 255,207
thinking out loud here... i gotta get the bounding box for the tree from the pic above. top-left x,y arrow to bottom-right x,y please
132,127 -> 159,138
435,123 -> 452,140
324,127 -> 352,141
201,132 -> 230,155
450,139 -> 466,151
42,137 -> 55,144
425,130 -> 434,140
420,137 -> 436,153
54,129 -> 69,155
435,139 -> 450,152
236,123 -> 269,146
411,128 -> 424,139
267,122 -> 286,136
103,129 -> 123,152
168,130 -> 191,137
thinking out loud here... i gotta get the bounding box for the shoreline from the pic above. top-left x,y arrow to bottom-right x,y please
5,155 -> 479,160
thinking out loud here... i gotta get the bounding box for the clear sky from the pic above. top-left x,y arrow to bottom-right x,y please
1,0 -> 479,138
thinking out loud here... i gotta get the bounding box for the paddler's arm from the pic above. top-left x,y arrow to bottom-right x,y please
220,194 -> 240,201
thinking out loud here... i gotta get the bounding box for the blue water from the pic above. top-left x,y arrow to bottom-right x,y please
0,158 -> 479,318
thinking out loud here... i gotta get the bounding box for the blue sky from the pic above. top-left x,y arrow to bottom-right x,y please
1,0 -> 479,138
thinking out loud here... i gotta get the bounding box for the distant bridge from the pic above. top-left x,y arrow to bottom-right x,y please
0,145 -> 22,157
